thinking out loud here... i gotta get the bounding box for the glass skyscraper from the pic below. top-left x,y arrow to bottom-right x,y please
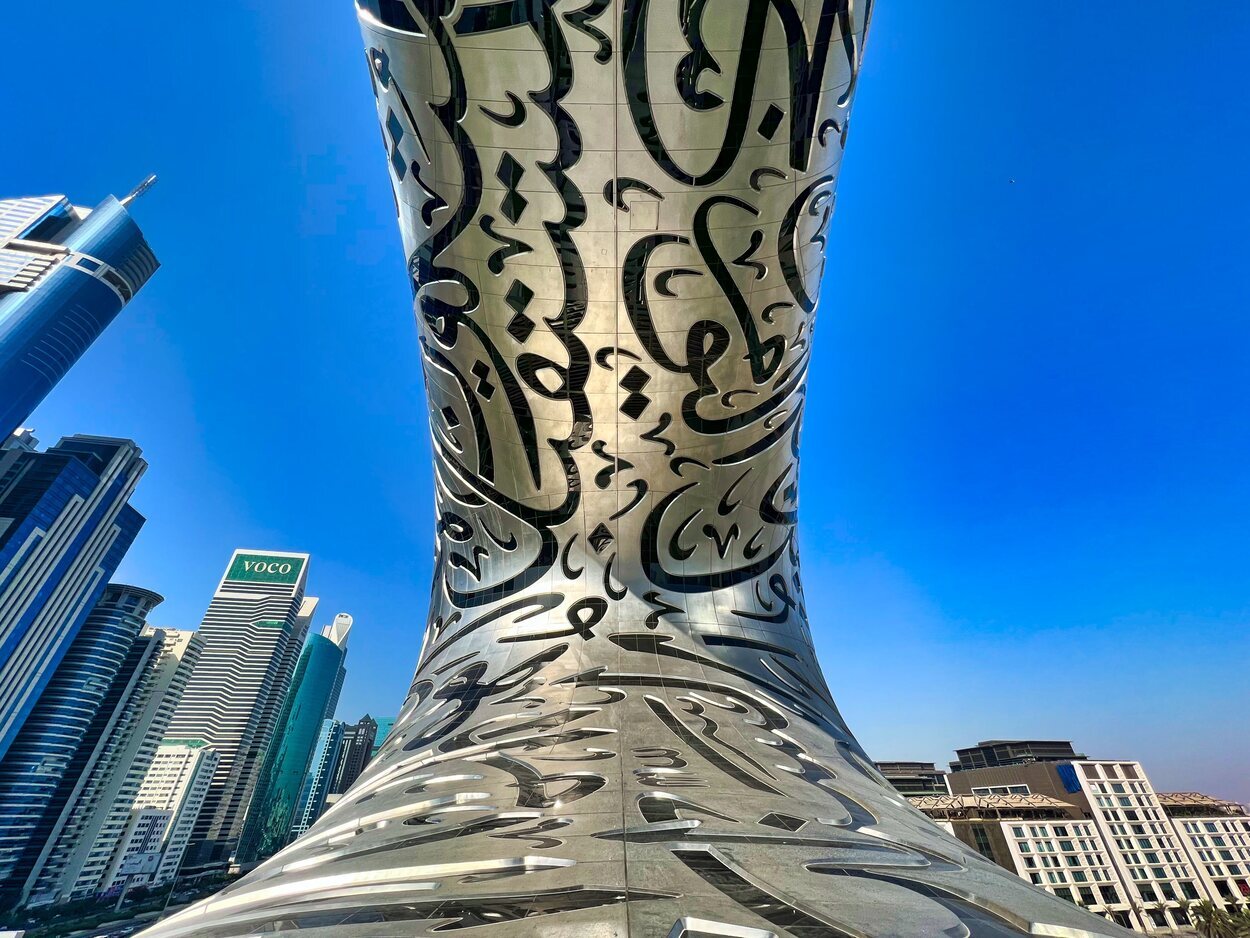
0,583 -> 159,907
327,714 -> 376,796
0,434 -> 146,764
235,613 -> 351,866
0,183 -> 159,440
369,716 -> 394,760
26,625 -> 204,905
289,719 -> 343,842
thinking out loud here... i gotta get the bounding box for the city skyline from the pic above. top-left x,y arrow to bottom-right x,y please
1,0 -> 1247,815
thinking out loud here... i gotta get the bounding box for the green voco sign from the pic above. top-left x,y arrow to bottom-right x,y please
226,553 -> 305,585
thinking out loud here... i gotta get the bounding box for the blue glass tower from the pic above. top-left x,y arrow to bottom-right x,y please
0,182 -> 159,440
0,584 -> 158,907
0,435 -> 147,764
235,614 -> 351,866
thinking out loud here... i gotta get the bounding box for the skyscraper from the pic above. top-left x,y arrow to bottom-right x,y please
162,550 -> 314,870
0,583 -> 158,907
327,714 -> 376,796
27,625 -> 204,904
288,719 -> 344,841
0,434 -> 146,762
369,716 -> 394,760
122,741 -> 219,890
235,613 -> 352,866
0,182 -> 159,440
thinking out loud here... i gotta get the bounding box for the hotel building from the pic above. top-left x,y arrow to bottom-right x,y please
161,550 -> 314,870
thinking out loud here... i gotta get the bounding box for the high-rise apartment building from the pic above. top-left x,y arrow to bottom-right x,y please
328,714 -> 377,796
0,582 -> 157,906
0,183 -> 159,440
121,741 -> 219,890
0,434 -> 146,762
236,613 -> 352,865
27,624 -> 203,904
104,807 -> 171,896
162,550 -> 314,869
289,719 -> 343,841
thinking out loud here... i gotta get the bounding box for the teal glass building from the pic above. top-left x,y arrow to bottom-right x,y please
289,719 -> 343,841
234,614 -> 351,866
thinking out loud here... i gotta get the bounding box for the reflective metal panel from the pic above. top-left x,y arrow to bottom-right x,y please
142,1 -> 1131,934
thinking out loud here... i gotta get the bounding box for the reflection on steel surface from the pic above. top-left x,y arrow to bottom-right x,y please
142,0 -> 1131,935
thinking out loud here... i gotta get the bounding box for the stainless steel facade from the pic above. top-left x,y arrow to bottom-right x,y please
142,2 -> 1130,935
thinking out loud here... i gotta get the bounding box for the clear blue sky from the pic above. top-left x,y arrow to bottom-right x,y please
4,2 -> 1247,800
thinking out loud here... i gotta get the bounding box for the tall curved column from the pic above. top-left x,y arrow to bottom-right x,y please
143,2 -> 1130,935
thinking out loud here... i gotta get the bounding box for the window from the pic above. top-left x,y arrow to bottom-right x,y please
1137,885 -> 1157,903
1148,910 -> 1167,927
1078,886 -> 1096,906
972,784 -> 1031,796
1055,887 -> 1074,903
971,827 -> 994,861
1099,885 -> 1120,905
1181,882 -> 1200,900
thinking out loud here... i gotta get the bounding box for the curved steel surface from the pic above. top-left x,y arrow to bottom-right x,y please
142,1 -> 1130,935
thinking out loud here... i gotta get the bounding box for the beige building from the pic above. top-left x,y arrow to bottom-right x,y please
1160,792 -> 1250,905
912,793 -> 1138,927
931,752 -> 1247,933
119,741 -> 219,889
